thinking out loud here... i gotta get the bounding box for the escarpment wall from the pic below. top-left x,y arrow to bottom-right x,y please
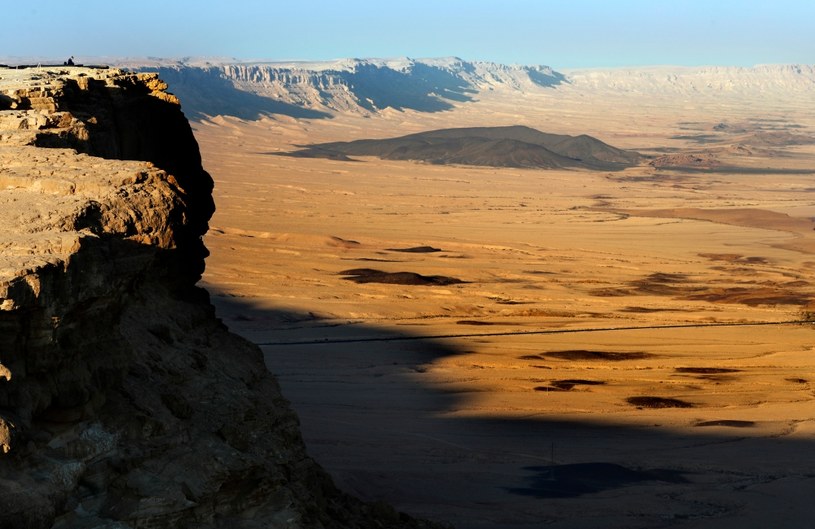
0,67 -> 439,529
140,58 -> 567,119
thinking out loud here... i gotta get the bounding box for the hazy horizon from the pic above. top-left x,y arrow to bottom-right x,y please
2,0 -> 813,69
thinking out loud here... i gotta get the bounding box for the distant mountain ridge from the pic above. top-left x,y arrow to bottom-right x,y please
131,57 -> 566,119
565,64 -> 815,96
281,125 -> 642,171
109,57 -> 815,120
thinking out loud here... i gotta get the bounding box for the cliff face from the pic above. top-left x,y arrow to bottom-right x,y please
121,58 -> 815,121
137,57 -> 567,119
0,67 -> 437,529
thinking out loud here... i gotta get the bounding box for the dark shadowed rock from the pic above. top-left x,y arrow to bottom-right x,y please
0,66 -> 442,529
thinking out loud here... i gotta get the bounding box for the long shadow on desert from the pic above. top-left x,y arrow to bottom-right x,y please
191,59 -> 815,529
209,293 -> 815,529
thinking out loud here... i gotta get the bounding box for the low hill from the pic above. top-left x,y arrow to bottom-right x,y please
282,125 -> 641,170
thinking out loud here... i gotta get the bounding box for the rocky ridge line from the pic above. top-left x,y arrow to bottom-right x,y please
0,66 -> 441,529
109,58 -> 815,120
126,57 -> 566,119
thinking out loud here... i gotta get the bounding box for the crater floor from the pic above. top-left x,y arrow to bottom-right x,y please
196,82 -> 815,528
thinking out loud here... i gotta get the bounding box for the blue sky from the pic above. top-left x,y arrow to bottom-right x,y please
2,0 -> 813,68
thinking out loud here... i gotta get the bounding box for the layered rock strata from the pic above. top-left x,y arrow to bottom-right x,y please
119,58 -> 815,120
135,57 -> 566,119
0,67 -> 438,529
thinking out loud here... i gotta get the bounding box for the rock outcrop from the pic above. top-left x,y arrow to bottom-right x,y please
0,67 -> 440,529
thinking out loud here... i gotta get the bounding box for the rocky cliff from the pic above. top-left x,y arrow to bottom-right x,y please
127,57 -> 567,119
0,67 -> 440,529
118,58 -> 815,121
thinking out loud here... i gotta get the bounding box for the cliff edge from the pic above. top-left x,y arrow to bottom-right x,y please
0,67 -> 439,529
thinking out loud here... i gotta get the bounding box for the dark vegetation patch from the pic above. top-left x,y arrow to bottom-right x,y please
699,253 -> 769,265
549,379 -> 606,391
518,354 -> 544,360
339,268 -> 464,286
627,271 -> 811,307
591,287 -> 632,297
786,377 -> 808,384
386,246 -> 443,253
508,463 -> 688,498
626,396 -> 694,409
544,350 -> 652,361
456,320 -> 497,326
695,420 -> 755,428
630,272 -> 694,296
684,287 -> 811,306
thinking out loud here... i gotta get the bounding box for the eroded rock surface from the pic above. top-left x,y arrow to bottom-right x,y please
0,67 -> 439,529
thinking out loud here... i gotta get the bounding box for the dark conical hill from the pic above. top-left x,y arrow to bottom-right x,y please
281,125 -> 641,170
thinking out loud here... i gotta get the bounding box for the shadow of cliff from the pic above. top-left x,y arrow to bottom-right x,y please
528,68 -> 568,87
206,290 -> 815,528
142,67 -> 332,121
342,63 -> 476,112
208,291 -> 467,416
140,64 -> 478,119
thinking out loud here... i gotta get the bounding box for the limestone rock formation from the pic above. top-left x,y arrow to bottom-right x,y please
126,57 -> 567,119
0,67 -> 440,529
115,58 -> 815,121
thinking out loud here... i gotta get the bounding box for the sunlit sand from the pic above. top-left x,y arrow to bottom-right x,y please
194,83 -> 815,528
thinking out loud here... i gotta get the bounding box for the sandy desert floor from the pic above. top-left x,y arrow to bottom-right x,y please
194,87 -> 815,528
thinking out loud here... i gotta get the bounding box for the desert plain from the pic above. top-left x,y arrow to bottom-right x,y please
193,75 -> 815,528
